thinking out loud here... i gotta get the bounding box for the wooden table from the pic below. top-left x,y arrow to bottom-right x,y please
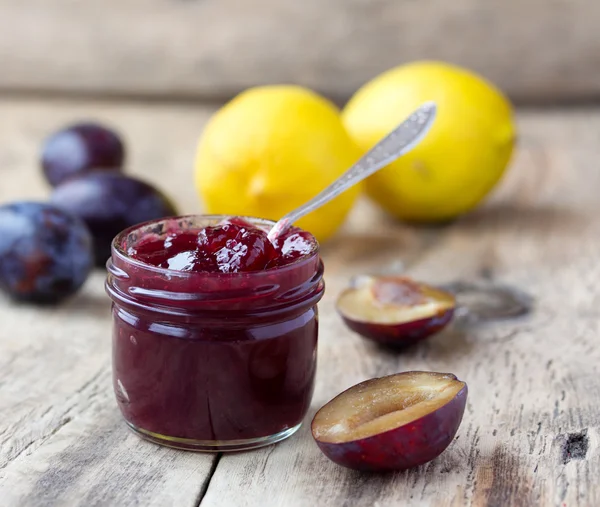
0,98 -> 598,507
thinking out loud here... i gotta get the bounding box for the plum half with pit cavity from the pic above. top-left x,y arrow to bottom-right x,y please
311,371 -> 467,472
336,276 -> 455,347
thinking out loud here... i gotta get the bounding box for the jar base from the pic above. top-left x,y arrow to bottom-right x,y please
125,421 -> 302,452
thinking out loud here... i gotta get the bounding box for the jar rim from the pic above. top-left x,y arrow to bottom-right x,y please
110,214 -> 320,279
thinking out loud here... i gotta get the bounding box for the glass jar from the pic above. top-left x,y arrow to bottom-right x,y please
105,215 -> 324,451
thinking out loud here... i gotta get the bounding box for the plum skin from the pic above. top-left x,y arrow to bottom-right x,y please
50,172 -> 178,266
0,202 -> 93,303
312,383 -> 467,472
41,122 -> 125,187
340,307 -> 455,348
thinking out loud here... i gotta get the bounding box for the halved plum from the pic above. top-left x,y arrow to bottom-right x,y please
336,276 -> 455,347
312,371 -> 467,472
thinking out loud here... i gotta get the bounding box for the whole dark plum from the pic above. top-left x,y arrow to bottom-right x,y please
0,202 -> 94,303
50,172 -> 178,266
41,122 -> 125,186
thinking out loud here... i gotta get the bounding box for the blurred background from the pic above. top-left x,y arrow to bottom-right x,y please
2,0 -> 595,255
0,0 -> 596,105
2,0 -> 594,213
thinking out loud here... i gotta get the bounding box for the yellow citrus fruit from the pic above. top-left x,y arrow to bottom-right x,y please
342,61 -> 516,222
195,85 -> 362,242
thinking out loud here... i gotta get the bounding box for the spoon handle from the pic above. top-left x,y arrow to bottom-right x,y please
267,101 -> 437,242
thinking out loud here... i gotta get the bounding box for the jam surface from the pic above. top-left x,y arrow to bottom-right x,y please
128,217 -> 314,273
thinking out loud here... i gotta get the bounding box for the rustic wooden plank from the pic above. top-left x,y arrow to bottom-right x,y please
0,98 -> 219,506
0,98 -> 599,506
200,110 -> 600,506
0,0 -> 599,103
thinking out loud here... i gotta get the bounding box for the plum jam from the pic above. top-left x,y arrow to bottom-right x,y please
127,217 -> 314,273
105,215 -> 324,451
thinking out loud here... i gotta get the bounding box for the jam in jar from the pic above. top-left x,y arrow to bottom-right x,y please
106,215 -> 324,451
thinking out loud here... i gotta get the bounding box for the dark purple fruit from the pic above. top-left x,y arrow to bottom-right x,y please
0,202 -> 93,303
336,276 -> 455,348
41,122 -> 125,186
50,173 -> 178,266
312,372 -> 467,472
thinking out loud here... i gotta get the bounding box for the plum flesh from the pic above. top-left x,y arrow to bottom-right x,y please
312,371 -> 467,472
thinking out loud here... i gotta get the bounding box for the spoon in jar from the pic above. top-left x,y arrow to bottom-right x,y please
267,101 -> 438,243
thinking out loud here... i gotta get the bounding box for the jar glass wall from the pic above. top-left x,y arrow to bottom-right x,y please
106,215 -> 324,451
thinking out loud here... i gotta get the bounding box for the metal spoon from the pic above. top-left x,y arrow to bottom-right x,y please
267,101 -> 438,243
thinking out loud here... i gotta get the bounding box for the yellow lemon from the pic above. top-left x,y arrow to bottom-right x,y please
342,61 -> 516,222
195,85 -> 362,242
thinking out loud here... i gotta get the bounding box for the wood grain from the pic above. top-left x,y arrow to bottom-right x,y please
0,98 -> 599,506
0,0 -> 598,103
0,98 -> 218,507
